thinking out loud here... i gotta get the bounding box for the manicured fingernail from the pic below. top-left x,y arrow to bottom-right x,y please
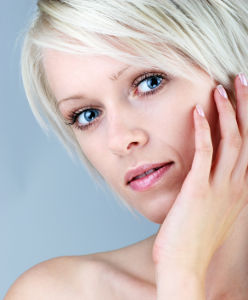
217,85 -> 228,99
239,73 -> 248,86
196,104 -> 205,117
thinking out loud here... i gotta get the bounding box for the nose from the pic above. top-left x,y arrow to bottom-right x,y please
107,114 -> 149,156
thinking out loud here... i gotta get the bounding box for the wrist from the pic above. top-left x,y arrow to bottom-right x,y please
156,266 -> 206,300
155,260 -> 207,283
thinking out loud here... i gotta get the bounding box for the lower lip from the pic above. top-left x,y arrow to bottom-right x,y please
128,162 -> 174,192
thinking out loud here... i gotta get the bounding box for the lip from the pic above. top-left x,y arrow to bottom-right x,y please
125,161 -> 173,185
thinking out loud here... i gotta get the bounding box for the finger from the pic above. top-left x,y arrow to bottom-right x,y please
189,104 -> 213,185
235,73 -> 248,136
231,73 -> 248,181
211,85 -> 242,185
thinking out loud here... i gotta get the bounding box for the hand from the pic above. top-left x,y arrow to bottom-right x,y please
152,73 -> 248,281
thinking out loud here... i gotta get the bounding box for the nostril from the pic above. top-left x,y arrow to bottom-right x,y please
127,141 -> 139,149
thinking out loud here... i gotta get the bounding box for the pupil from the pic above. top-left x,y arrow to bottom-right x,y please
85,110 -> 96,121
148,76 -> 161,89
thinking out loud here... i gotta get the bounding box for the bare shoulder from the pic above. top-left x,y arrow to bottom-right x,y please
4,255 -> 102,300
4,235 -> 156,300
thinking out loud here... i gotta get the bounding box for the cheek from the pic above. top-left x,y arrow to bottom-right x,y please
75,133 -> 119,186
75,133 -> 103,168
176,113 -> 196,172
150,100 -> 196,168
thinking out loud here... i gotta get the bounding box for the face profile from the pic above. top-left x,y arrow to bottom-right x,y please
43,50 -> 220,224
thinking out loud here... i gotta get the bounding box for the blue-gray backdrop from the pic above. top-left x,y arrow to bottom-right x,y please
1,1 -> 159,298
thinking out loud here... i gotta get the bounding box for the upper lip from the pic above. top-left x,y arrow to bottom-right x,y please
125,161 -> 173,185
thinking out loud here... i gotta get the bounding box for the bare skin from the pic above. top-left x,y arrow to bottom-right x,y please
5,236 -> 157,300
5,50 -> 248,299
5,209 -> 248,300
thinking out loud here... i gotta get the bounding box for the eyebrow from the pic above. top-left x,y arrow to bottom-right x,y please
58,65 -> 130,106
109,65 -> 130,81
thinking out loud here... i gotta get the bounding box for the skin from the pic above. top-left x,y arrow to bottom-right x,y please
44,50 -> 221,225
5,50 -> 248,299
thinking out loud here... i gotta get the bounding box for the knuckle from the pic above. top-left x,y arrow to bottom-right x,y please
227,134 -> 242,149
196,144 -> 213,154
242,128 -> 248,138
230,183 -> 244,201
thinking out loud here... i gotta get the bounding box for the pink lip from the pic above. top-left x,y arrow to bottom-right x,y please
128,163 -> 174,192
125,161 -> 173,185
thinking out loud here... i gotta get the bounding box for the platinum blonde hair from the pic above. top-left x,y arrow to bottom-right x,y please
21,0 -> 248,211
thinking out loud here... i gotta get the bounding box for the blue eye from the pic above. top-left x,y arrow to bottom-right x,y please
66,108 -> 101,131
77,109 -> 100,126
133,73 -> 166,96
138,76 -> 163,92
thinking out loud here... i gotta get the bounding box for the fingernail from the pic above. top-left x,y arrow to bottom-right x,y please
239,73 -> 248,87
217,85 -> 228,99
196,104 -> 205,117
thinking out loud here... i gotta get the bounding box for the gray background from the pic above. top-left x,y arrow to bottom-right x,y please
1,1 -> 158,298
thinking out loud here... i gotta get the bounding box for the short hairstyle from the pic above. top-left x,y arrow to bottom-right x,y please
20,0 -> 248,209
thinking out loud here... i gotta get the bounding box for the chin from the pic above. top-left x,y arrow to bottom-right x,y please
139,193 -> 176,224
145,211 -> 169,224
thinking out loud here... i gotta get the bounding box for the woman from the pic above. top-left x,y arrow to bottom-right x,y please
5,0 -> 248,299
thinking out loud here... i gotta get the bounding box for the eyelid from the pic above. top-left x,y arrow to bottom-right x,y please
131,71 -> 168,88
130,71 -> 168,98
65,107 -> 103,131
64,105 -> 101,121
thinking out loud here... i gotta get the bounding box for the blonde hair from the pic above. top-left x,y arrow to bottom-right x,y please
21,0 -> 248,211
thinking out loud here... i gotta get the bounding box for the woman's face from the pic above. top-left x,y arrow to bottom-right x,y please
43,50 -> 220,224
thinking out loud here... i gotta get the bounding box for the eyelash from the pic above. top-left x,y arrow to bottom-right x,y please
65,71 -> 168,131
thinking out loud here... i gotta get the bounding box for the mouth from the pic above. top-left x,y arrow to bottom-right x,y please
126,161 -> 175,192
128,165 -> 165,183
125,161 -> 174,185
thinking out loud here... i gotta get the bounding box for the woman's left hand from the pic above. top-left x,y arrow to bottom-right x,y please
153,73 -> 248,281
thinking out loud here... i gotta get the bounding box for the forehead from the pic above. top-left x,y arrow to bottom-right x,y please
42,49 -> 130,101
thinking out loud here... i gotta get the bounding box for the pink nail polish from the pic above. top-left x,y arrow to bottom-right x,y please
239,73 -> 248,87
217,85 -> 228,99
